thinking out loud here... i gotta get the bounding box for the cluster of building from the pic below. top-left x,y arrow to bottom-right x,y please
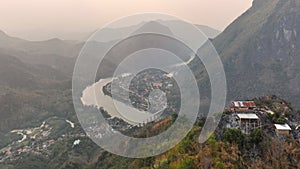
0,123 -> 53,162
103,70 -> 177,113
227,101 -> 293,137
0,119 -> 85,162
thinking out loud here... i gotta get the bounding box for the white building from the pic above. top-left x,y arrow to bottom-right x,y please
236,113 -> 261,134
274,123 -> 291,136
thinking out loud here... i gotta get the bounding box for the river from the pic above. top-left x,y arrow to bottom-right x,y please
81,78 -> 155,125
80,56 -> 194,125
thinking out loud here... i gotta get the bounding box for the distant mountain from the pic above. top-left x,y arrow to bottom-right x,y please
0,52 -> 74,132
87,23 -> 144,42
0,31 -> 80,58
132,21 -> 174,35
0,33 -> 77,132
0,21 -> 219,75
194,0 -> 300,107
0,54 -> 38,89
195,24 -> 221,39
82,21 -> 220,43
0,30 -> 81,76
95,21 -> 193,79
153,20 -> 220,39
0,53 -> 69,89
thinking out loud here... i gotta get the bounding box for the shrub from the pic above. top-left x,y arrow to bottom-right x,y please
250,128 -> 263,144
223,129 -> 244,146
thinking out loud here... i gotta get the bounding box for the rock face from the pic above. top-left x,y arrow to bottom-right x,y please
194,0 -> 300,107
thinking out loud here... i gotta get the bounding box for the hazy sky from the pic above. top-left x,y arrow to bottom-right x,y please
0,0 -> 253,40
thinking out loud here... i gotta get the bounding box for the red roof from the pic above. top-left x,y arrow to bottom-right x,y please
232,101 -> 256,108
243,102 -> 256,107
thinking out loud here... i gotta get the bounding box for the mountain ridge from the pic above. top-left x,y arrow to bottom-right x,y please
194,0 -> 300,108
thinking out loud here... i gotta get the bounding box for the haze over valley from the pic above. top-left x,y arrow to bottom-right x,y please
1,0 -> 300,168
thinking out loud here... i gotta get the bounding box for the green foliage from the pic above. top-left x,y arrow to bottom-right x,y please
96,152 -> 133,169
0,132 -> 21,148
177,127 -> 200,155
177,138 -> 192,154
178,158 -> 194,169
276,117 -> 286,124
196,119 -> 204,127
131,157 -> 154,169
274,110 -> 281,118
250,128 -> 263,144
14,154 -> 49,169
214,158 -> 227,169
267,113 -> 274,121
156,158 -> 169,169
60,161 -> 85,169
223,129 -> 244,146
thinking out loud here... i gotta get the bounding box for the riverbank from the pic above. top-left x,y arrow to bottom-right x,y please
81,78 -> 154,125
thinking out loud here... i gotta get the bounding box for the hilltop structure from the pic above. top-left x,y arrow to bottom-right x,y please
274,123 -> 291,137
227,100 -> 262,135
230,101 -> 256,112
235,113 -> 261,134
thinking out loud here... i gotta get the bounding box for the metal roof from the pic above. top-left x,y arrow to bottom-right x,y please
274,124 -> 292,130
236,113 -> 259,119
232,101 -> 256,108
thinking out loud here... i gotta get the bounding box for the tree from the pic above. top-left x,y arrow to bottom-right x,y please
250,128 -> 263,144
276,117 -> 286,124
223,129 -> 244,146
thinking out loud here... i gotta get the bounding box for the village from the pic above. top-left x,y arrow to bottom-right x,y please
0,113 -> 134,163
0,117 -> 85,162
225,99 -> 300,140
103,69 -> 179,115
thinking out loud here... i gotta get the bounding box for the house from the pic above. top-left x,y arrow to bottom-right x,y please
236,113 -> 261,134
164,73 -> 173,78
152,82 -> 163,88
231,101 -> 256,111
274,123 -> 291,136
